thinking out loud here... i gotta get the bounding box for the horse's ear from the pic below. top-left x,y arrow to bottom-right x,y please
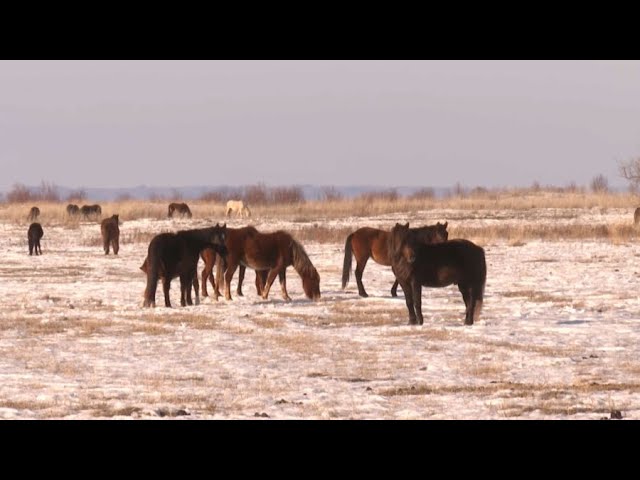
443,221 -> 448,229
222,222 -> 226,228
404,222 -> 409,228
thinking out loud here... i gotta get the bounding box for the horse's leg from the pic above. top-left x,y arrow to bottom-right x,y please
103,235 -> 110,255
279,269 -> 291,302
261,267 -> 280,300
162,277 -> 172,308
391,279 -> 401,297
458,284 -> 472,325
179,274 -> 191,307
201,262 -> 209,297
400,280 -> 417,325
215,255 -> 225,301
354,255 -> 370,298
113,236 -> 119,255
192,269 -> 200,306
224,261 -> 238,301
412,281 -> 424,325
37,240 -> 42,255
237,265 -> 245,297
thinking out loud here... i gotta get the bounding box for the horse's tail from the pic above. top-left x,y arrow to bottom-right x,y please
472,246 -> 487,324
342,233 -> 354,289
143,254 -> 160,307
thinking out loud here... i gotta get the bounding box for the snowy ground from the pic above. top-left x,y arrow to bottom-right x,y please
1,209 -> 639,419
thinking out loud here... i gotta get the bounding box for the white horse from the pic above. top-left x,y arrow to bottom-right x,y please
226,200 -> 251,218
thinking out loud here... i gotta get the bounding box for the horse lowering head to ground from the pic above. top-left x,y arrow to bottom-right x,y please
168,202 -> 193,218
80,204 -> 102,219
142,223 -> 227,308
28,222 -> 43,255
225,200 -> 251,218
390,222 -> 486,326
100,215 -> 120,255
66,204 -> 80,217
216,226 -> 320,302
342,221 -> 448,298
28,207 -> 40,222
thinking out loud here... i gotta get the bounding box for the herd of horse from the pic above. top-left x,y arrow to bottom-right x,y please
23,201 -> 487,325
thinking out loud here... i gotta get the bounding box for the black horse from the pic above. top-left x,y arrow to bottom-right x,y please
168,202 -> 193,218
390,222 -> 486,326
28,206 -> 40,221
80,204 -> 102,219
28,222 -> 43,255
143,223 -> 227,308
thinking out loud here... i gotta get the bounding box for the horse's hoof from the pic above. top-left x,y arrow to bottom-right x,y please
359,293 -> 369,298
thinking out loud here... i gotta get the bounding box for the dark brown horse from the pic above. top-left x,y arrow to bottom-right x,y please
390,223 -> 486,326
342,222 -> 448,297
80,204 -> 102,219
168,202 -> 193,218
28,206 -> 40,221
215,226 -> 321,302
142,224 -> 227,308
100,214 -> 120,255
28,222 -> 43,255
66,204 -> 80,217
635,207 -> 640,225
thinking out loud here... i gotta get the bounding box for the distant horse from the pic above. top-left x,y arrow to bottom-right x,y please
168,202 -> 192,218
342,222 -> 448,297
215,226 -> 320,302
142,224 -> 227,308
634,207 -> 640,225
28,222 -> 43,256
390,222 -> 486,326
80,204 -> 102,219
225,200 -> 251,218
100,214 -> 120,255
66,204 -> 80,217
28,207 -> 40,221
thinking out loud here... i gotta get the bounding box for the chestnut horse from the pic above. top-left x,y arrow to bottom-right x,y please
342,222 -> 448,297
214,226 -> 320,302
199,247 -> 264,300
142,223 -> 227,307
390,222 -> 486,326
100,214 -> 120,255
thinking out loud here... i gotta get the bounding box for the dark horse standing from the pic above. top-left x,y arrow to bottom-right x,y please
100,214 -> 120,255
214,226 -> 321,302
142,224 -> 227,308
80,204 -> 102,219
28,222 -> 43,255
28,207 -> 40,221
66,204 -> 80,217
390,223 -> 486,326
342,222 -> 448,297
168,202 -> 193,218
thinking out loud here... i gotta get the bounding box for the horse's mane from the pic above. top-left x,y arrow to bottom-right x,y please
289,235 -> 316,277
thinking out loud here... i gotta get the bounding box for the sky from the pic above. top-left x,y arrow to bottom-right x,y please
1,60 -> 639,192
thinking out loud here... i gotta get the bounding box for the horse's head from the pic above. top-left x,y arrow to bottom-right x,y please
210,222 -> 227,247
302,266 -> 321,301
434,221 -> 449,243
391,222 -> 417,263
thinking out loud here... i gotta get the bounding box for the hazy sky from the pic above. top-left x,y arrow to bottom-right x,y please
1,60 -> 639,191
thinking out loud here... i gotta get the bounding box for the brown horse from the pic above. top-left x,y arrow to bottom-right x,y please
215,226 -> 321,302
66,204 -> 80,217
28,206 -> 40,221
168,202 -> 192,218
28,222 -> 43,255
100,214 -> 120,255
199,247 -> 264,300
342,222 -> 448,297
634,207 -> 640,225
142,224 -> 227,308
390,222 -> 486,326
81,204 -> 102,219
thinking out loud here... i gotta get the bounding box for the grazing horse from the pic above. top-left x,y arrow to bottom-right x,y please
225,200 -> 251,218
390,223 -> 486,326
28,207 -> 40,221
100,214 -> 120,255
215,226 -> 320,302
168,202 -> 193,218
80,204 -> 102,219
28,222 -> 43,255
142,224 -> 227,308
635,207 -> 640,225
66,204 -> 80,217
342,222 -> 448,297
200,247 -> 265,300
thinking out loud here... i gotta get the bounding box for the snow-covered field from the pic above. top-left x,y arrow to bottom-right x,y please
1,208 -> 639,419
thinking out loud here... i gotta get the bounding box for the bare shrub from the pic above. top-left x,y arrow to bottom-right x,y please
245,183 -> 269,205
66,189 -> 87,202
271,186 -> 305,204
408,187 -> 435,200
320,186 -> 344,202
590,174 -> 609,193
6,181 -> 60,203
359,189 -> 398,202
